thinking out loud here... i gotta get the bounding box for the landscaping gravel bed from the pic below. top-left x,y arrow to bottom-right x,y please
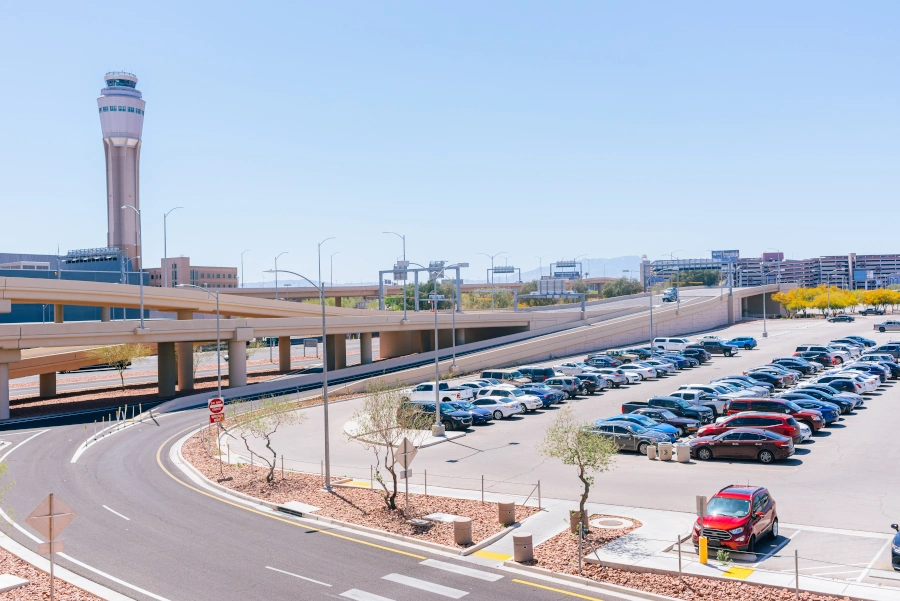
530,520 -> 847,601
183,428 -> 537,548
0,545 -> 101,600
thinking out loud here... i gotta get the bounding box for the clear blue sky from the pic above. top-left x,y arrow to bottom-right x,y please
1,2 -> 897,285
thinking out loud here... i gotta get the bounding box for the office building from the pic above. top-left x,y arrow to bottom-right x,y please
147,258 -> 239,289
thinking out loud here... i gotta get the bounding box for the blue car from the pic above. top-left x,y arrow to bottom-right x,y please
596,415 -> 679,442
727,336 -> 758,350
776,394 -> 841,423
518,384 -> 564,406
660,354 -> 695,369
448,401 -> 493,424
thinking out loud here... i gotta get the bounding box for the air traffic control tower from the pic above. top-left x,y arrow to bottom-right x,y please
98,72 -> 146,268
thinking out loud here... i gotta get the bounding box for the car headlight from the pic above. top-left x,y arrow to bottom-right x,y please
693,522 -> 701,532
729,527 -> 744,535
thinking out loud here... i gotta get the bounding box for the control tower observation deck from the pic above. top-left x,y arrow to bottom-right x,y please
97,72 -> 146,269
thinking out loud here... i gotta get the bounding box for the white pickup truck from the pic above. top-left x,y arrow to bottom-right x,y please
668,388 -> 730,417
403,382 -> 475,404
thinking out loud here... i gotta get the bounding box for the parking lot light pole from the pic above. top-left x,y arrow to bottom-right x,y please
274,252 -> 288,300
121,205 -> 144,329
477,251 -> 507,311
267,268 -> 332,491
240,250 -> 250,288
759,262 -> 769,338
177,285 -> 221,396
163,206 -> 183,288
535,255 -> 548,279
428,262 -> 464,435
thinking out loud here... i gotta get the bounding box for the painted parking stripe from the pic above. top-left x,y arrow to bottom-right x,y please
382,573 -> 468,598
341,590 -> 396,601
265,566 -> 331,586
420,559 -> 503,582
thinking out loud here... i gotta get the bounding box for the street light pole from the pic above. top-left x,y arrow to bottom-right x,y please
163,206 -> 183,288
477,251 -> 507,311
330,252 -> 340,289
178,285 -> 221,396
535,255 -> 548,279
428,262 -> 464,435
274,252 -> 288,300
240,250 -> 250,288
267,267 -> 333,491
760,262 -> 768,338
121,205 -> 144,329
384,232 -> 407,321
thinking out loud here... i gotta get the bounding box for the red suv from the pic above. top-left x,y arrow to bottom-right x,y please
724,398 -> 825,432
697,413 -> 802,444
692,485 -> 778,553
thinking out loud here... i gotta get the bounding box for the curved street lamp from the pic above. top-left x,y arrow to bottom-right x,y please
476,251 -> 507,311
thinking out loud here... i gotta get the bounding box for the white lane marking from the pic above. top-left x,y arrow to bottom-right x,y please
807,569 -> 864,577
382,573 -> 468,598
752,528 -> 801,567
341,590 -> 396,601
71,410 -> 178,464
420,559 -> 503,582
102,505 -> 130,521
58,553 -> 172,601
265,566 -> 331,586
0,429 -> 48,462
857,537 -> 893,583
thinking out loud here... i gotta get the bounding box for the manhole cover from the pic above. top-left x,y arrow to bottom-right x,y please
590,517 -> 634,530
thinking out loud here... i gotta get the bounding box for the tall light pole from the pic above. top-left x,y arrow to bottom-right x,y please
534,255 -> 548,279
330,252 -> 340,288
240,250 -> 250,288
766,248 -> 782,285
177,285 -> 221,396
121,205 -> 144,329
162,206 -> 183,288
759,262 -> 769,338
274,252 -> 288,300
667,250 -> 683,313
476,251 -> 507,311
383,232 -> 407,321
267,267 -> 332,491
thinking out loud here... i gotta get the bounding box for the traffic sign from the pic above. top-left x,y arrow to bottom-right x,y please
25,494 -> 75,541
210,413 -> 225,424
208,397 -> 224,414
398,469 -> 412,480
396,437 -> 418,470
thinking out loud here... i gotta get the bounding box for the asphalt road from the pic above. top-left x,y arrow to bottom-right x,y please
1,412 -> 639,601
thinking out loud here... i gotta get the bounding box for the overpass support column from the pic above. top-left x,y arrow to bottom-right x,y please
333,296 -> 342,309
455,328 -> 466,346
278,337 -> 292,372
101,307 -> 111,322
176,310 -> 194,392
39,373 -> 56,398
228,341 -> 247,387
327,334 -> 347,371
360,332 -> 373,364
54,304 -> 64,323
158,342 -> 176,398
0,350 -> 21,420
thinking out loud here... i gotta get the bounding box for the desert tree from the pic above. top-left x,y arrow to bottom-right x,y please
228,394 -> 305,483
88,344 -> 152,390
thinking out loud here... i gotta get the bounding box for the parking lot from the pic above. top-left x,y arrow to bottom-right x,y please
233,314 -> 900,576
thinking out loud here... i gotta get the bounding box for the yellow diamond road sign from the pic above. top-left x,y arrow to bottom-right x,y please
25,494 -> 75,541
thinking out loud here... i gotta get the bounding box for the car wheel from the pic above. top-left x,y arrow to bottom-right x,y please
758,449 -> 775,464
835,357 -> 843,364
493,410 -> 504,420
745,344 -> 752,350
769,518 -> 779,540
880,327 -> 886,332
675,428 -> 684,438
697,447 -> 713,461
442,420 -> 454,432
638,442 -> 650,455
747,535 -> 757,553
724,351 -> 732,357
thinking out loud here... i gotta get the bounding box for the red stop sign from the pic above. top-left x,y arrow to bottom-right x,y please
208,398 -> 224,414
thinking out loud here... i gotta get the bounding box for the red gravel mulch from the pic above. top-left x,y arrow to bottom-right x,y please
183,428 -> 537,548
0,545 -> 102,600
530,523 -> 848,601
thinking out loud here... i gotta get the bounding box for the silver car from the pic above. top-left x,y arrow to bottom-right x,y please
544,376 -> 579,399
593,368 -> 629,388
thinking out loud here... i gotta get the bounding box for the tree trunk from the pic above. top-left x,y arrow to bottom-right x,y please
578,467 -> 590,524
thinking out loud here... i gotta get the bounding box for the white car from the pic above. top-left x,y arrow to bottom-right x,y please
555,362 -> 599,375
595,367 -> 639,384
458,381 -> 490,392
837,370 -> 881,390
697,335 -> 726,343
618,364 -> 656,380
651,337 -> 692,351
476,387 -> 543,411
471,396 -> 525,419
715,378 -> 769,397
713,380 -> 764,398
829,343 -> 861,358
797,422 -> 812,442
641,360 -> 676,375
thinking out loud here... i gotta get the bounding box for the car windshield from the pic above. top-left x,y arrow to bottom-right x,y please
454,402 -> 476,410
706,497 -> 751,518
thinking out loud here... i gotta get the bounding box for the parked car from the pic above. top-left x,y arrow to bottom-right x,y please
404,402 -> 473,431
788,388 -> 854,413
447,401 -> 493,425
714,374 -> 774,394
690,429 -> 794,464
517,383 -> 565,405
457,381 -> 490,393
831,338 -> 867,351
891,523 -> 900,570
750,365 -> 800,386
874,320 -> 900,333
727,336 -> 758,350
667,389 -> 728,417
606,349 -> 639,363
471,396 -> 525,419
697,413 -> 803,444
775,394 -> 840,423
630,407 -> 701,437
623,396 -> 714,423
805,377 -> 866,395
843,363 -> 888,382
860,307 -> 885,316
846,335 -> 876,347
619,364 -> 657,380
714,378 -> 770,397
697,335 -> 726,343
624,348 -> 653,360
544,376 -> 580,399
771,357 -> 819,375
652,337 -> 692,351
794,344 -> 850,362
517,366 -> 558,382
723,398 -> 825,431
873,343 -> 900,359
682,348 -> 712,363
403,382 -> 475,403
677,383 -> 745,400
795,383 -> 864,407
575,374 -> 608,394
585,355 -> 622,368
857,355 -> 900,378
796,350 -> 840,367
592,368 -> 629,387
656,353 -> 696,369
691,485 -> 779,552
745,370 -> 786,388
828,314 -> 855,323
597,414 -> 679,442
829,343 -> 862,358
642,359 -> 676,375
587,422 -> 670,455
476,387 -> 543,411
480,369 -> 531,384
689,341 -> 739,357
554,362 -> 598,375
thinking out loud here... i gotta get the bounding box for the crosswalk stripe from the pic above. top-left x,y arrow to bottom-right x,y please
420,559 -> 503,582
340,589 -> 395,601
382,573 -> 468,599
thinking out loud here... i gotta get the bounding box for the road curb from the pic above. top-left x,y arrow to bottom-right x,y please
500,561 -> 681,601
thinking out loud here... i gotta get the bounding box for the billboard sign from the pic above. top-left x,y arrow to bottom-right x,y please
712,250 -> 740,262
853,269 -> 874,282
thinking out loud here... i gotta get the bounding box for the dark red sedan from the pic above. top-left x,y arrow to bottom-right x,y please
689,428 -> 794,464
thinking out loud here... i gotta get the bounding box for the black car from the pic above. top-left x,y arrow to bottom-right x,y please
585,355 -> 622,368
575,374 -> 606,394
828,314 -> 855,323
630,407 -> 701,436
891,523 -> 899,570
812,378 -> 860,394
771,357 -> 817,375
688,341 -> 739,357
406,402 -> 473,431
861,308 -> 885,316
624,348 -> 653,360
746,370 -> 786,388
642,396 -> 714,423
849,363 -> 889,382
793,388 -> 854,413
846,335 -> 876,347
797,351 -> 836,367
682,348 -> 712,363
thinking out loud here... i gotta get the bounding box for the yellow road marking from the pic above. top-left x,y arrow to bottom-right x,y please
344,481 -> 373,487
722,566 -> 754,579
155,426 -> 425,560
513,579 -> 605,600
473,550 -> 512,561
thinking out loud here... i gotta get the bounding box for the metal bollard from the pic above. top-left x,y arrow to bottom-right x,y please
453,517 -> 473,546
513,531 -> 534,562
498,502 -> 515,526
